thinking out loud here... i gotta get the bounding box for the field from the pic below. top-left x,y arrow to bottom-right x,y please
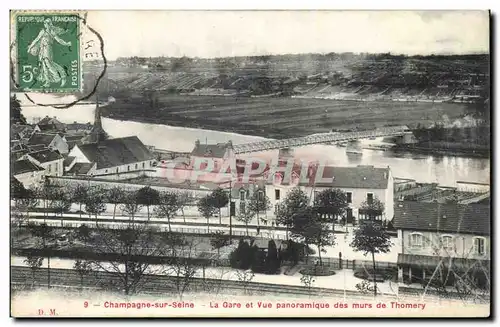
102,94 -> 473,139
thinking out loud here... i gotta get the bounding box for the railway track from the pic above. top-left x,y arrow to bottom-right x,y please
11,266 -> 394,300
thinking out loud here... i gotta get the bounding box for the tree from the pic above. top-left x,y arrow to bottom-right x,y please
84,189 -> 106,224
359,196 -> 385,222
76,224 -> 92,243
314,188 -> 349,229
300,274 -> 316,297
350,221 -> 392,297
106,187 -> 125,220
136,186 -> 160,221
266,240 -> 280,274
10,95 -> 27,124
24,255 -> 43,288
210,230 -> 231,257
236,204 -> 255,236
82,223 -> 168,296
28,223 -> 53,289
153,192 -> 181,232
230,239 -> 252,270
73,259 -> 93,291
275,187 -> 309,240
162,237 -> 199,300
71,184 -> 89,219
235,269 -> 255,295
290,206 -> 335,267
177,191 -> 191,223
207,188 -> 229,224
248,190 -> 271,227
197,196 -> 216,233
120,193 -> 143,221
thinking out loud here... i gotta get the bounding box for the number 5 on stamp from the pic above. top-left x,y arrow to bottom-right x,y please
14,13 -> 81,92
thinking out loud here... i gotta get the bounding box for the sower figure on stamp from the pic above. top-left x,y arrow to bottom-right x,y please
27,18 -> 71,87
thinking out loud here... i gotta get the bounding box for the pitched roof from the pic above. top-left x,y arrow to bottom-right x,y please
298,165 -> 390,189
66,122 -> 92,130
28,133 -> 57,146
393,201 -> 490,236
67,162 -> 94,175
191,142 -> 231,158
27,144 -> 48,152
76,136 -> 154,169
12,159 -> 45,175
27,149 -> 64,164
63,156 -> 76,167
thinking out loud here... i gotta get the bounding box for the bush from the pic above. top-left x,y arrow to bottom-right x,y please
353,267 -> 396,282
300,265 -> 336,276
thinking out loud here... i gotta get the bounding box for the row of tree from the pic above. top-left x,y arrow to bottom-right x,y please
12,180 -> 194,231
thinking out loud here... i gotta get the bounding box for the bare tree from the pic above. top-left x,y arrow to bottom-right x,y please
162,236 -> 200,300
82,222 -> 168,296
236,204 -> 255,236
197,196 -> 216,233
235,269 -> 255,295
28,223 -> 54,289
24,255 -> 43,288
248,189 -> 271,227
300,274 -> 316,297
106,186 -> 126,220
84,188 -> 106,225
153,191 -> 181,232
120,193 -> 143,221
71,184 -> 89,219
177,191 -> 192,223
73,259 -> 93,292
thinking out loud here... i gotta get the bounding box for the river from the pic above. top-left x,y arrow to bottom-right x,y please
17,93 -> 490,187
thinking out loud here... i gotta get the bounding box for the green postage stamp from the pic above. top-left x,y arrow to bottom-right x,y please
14,13 -> 82,92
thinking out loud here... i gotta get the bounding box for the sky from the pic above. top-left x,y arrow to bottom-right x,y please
86,11 -> 489,59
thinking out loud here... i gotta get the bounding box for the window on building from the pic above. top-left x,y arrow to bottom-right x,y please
441,235 -> 454,251
105,169 -> 108,174
135,164 -> 138,170
410,233 -> 423,247
240,190 -> 246,201
258,190 -> 264,202
240,201 -> 246,213
367,193 -> 374,204
127,166 -> 130,172
55,164 -> 58,172
275,189 -> 280,201
116,167 -> 119,173
473,237 -> 486,255
346,192 -> 352,204
48,164 -> 51,173
142,162 -> 145,168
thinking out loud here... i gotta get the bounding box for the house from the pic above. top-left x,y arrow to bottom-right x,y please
12,159 -> 46,188
65,121 -> 93,134
11,124 -> 40,140
393,201 -> 490,288
190,140 -> 235,171
265,165 -> 394,224
68,136 -> 156,179
36,116 -> 66,133
22,149 -> 64,177
64,135 -> 85,151
28,132 -> 69,154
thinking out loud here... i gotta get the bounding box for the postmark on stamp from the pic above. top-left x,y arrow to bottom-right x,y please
14,13 -> 81,93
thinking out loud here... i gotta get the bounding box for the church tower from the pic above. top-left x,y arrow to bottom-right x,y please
82,96 -> 108,144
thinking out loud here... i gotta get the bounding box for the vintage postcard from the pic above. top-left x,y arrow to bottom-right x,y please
9,10 -> 491,318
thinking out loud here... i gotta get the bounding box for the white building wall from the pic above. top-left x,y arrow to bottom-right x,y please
14,171 -> 45,188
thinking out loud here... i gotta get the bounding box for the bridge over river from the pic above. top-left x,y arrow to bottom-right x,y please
232,125 -> 413,154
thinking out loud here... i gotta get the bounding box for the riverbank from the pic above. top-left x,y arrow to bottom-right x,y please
392,144 -> 490,159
